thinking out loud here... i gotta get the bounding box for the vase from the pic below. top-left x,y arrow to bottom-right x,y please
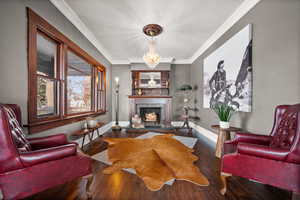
219,121 -> 230,129
82,122 -> 88,130
87,119 -> 97,128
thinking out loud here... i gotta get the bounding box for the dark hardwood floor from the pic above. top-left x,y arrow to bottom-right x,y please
26,130 -> 292,200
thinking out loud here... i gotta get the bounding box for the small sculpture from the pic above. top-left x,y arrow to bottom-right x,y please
131,114 -> 144,128
137,89 -> 143,96
179,84 -> 193,128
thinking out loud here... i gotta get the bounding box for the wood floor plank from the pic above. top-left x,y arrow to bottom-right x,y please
25,130 -> 292,200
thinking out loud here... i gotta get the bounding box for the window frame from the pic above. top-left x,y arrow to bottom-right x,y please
65,48 -> 95,116
27,8 -> 106,134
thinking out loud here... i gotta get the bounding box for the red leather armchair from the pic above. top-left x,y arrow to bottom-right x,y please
220,104 -> 300,195
0,104 -> 92,199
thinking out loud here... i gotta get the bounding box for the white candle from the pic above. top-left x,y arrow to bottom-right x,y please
115,77 -> 119,85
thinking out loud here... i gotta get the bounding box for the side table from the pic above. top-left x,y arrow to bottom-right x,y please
211,125 -> 241,158
71,122 -> 105,149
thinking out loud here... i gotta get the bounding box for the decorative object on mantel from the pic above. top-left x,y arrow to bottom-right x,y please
211,125 -> 241,158
147,75 -> 157,87
137,88 -> 143,96
213,103 -> 236,129
143,24 -> 163,69
112,77 -> 122,131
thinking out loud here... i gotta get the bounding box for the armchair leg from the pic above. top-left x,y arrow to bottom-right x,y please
82,174 -> 94,200
292,192 -> 300,200
220,172 -> 231,195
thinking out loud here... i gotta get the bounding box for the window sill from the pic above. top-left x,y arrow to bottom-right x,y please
28,110 -> 107,134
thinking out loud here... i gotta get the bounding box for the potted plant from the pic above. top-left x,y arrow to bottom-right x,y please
213,103 -> 235,129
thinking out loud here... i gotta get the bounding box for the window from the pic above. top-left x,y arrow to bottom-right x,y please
96,69 -> 106,111
36,33 -> 59,117
67,50 -> 92,114
28,8 -> 106,133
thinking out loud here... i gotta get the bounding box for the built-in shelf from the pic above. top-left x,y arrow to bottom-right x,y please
131,70 -> 170,96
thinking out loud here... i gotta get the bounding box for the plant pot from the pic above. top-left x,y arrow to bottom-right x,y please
219,121 -> 230,129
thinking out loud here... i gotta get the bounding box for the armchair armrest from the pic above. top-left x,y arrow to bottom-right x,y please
225,132 -> 272,146
20,144 -> 77,167
28,134 -> 69,149
237,143 -> 290,161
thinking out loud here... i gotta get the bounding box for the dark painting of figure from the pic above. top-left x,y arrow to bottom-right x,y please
203,24 -> 252,112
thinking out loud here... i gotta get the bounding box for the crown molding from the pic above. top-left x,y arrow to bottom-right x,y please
50,0 -> 261,66
173,58 -> 193,65
49,0 -> 113,63
110,57 -> 175,65
190,0 -> 261,63
111,59 -> 131,65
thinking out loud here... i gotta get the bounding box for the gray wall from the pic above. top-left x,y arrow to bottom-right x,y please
190,0 -> 300,134
170,64 -> 191,120
111,64 -> 191,121
111,64 -> 131,121
0,0 -> 112,137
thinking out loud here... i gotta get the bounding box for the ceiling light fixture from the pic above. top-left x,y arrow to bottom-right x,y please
143,24 -> 163,69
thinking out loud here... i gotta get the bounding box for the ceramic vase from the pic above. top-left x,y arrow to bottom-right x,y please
220,121 -> 230,129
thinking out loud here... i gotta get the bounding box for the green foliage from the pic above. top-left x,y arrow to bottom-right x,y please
213,103 -> 235,122
179,84 -> 193,91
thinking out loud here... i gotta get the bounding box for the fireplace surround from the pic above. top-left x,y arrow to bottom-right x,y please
129,96 -> 172,126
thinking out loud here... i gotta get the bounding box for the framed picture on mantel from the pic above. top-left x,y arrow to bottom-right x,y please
203,24 -> 253,112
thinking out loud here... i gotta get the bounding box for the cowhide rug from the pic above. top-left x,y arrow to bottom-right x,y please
102,134 -> 209,191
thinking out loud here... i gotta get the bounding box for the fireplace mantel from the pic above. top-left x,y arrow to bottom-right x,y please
129,96 -> 172,124
128,95 -> 172,99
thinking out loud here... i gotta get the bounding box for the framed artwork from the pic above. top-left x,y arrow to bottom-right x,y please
203,24 -> 252,112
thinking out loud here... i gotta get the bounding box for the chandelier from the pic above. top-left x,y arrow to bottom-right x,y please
143,24 -> 163,69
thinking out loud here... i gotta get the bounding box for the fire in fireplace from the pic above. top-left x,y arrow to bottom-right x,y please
145,112 -> 157,122
140,107 -> 161,125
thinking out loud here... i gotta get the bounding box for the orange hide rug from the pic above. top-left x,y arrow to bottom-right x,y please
102,134 -> 209,191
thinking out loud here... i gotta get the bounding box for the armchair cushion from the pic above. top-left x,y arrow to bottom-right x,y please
20,144 -> 77,167
237,143 -> 290,161
3,106 -> 31,152
226,132 -> 272,145
269,111 -> 297,149
28,134 -> 69,150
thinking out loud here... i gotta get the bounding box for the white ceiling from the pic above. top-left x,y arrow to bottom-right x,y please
51,0 -> 260,64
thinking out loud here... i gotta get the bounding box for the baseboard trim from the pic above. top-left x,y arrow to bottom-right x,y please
75,121 -> 217,147
189,122 -> 218,143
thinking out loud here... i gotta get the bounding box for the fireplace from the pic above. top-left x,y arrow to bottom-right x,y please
129,96 -> 172,127
140,107 -> 161,126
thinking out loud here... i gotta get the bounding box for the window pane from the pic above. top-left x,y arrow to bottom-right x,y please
97,71 -> 102,90
37,76 -> 57,116
67,51 -> 92,113
97,91 -> 101,110
37,33 -> 57,78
